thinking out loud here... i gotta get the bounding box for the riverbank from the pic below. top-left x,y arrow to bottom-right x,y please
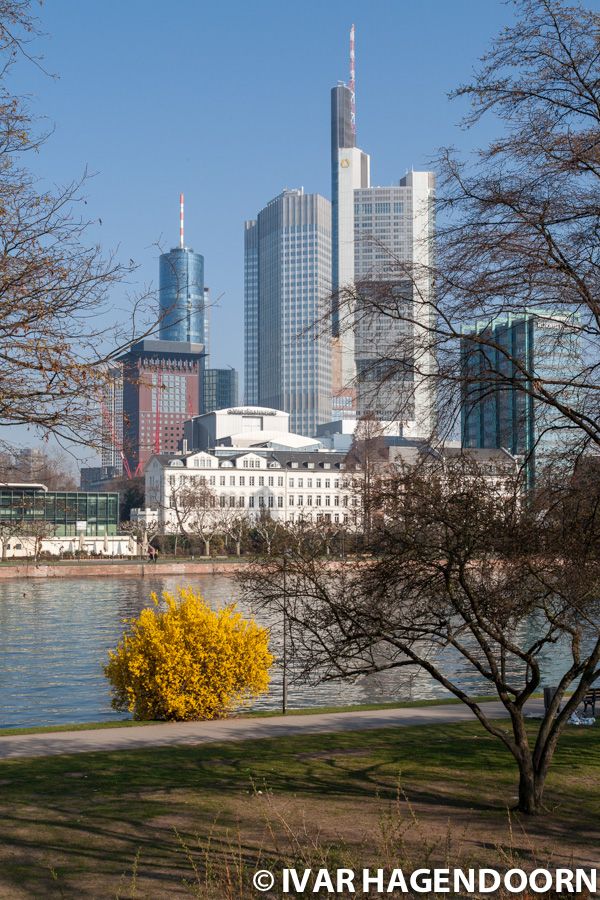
0,558 -> 250,578
0,717 -> 596,897
0,698 -> 545,759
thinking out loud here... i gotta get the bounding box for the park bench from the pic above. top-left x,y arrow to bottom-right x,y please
582,688 -> 600,717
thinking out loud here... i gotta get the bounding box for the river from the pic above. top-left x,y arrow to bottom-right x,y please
0,574 -> 577,728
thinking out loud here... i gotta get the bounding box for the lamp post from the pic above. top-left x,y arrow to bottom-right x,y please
282,549 -> 288,715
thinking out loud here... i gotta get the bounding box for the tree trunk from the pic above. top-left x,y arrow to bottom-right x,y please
236,540 -> 241,557
203,538 -> 210,556
517,763 -> 545,814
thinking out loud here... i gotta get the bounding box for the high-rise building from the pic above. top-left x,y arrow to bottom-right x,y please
353,171 -> 436,434
100,364 -> 123,476
461,310 -> 581,485
203,367 -> 239,414
331,25 -> 370,400
118,339 -> 204,475
244,189 -> 332,436
158,195 -> 207,346
244,220 -> 259,404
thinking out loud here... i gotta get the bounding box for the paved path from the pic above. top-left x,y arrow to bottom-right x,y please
0,700 -> 545,760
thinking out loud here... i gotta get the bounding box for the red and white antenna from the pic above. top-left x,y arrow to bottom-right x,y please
349,24 -> 356,136
179,192 -> 185,249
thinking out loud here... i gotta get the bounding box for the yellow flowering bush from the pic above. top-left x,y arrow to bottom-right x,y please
104,587 -> 274,720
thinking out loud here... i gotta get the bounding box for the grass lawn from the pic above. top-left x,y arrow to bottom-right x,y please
0,720 -> 597,898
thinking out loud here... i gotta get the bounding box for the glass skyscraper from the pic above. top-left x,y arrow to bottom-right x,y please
461,311 -> 581,485
203,367 -> 239,414
244,221 -> 259,405
159,246 -> 206,345
244,189 -> 332,436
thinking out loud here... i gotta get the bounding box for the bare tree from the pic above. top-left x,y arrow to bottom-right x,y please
170,481 -> 221,557
334,0 -> 600,477
0,2 -> 161,456
239,458 -> 600,815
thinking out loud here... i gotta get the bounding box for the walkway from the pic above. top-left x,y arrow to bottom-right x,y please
0,699 -> 545,760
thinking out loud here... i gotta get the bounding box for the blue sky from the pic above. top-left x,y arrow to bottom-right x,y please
13,0 -> 524,462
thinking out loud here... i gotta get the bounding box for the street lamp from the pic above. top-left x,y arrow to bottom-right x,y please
282,548 -> 289,715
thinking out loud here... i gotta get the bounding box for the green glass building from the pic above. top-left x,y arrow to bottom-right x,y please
0,485 -> 119,536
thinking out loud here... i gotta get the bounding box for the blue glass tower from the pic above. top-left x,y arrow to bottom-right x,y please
158,246 -> 205,345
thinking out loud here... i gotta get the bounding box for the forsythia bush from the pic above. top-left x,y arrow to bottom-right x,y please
104,588 -> 274,720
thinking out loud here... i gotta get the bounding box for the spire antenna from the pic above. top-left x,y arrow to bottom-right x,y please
179,192 -> 184,249
349,24 -> 356,136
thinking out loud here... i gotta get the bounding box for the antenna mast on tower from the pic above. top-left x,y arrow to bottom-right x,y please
179,192 -> 185,249
349,24 -> 356,136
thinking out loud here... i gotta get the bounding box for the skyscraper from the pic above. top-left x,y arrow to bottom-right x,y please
331,25 -> 370,401
244,189 -> 332,436
158,195 -> 207,346
244,220 -> 259,404
461,310 -> 581,485
353,171 -> 436,434
100,364 -> 124,475
329,29 -> 435,435
119,339 -> 204,474
203,367 -> 239,414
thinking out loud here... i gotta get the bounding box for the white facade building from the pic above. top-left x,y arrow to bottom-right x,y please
144,448 -> 358,532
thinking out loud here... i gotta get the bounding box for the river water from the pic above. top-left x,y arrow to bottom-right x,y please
0,574 -> 577,728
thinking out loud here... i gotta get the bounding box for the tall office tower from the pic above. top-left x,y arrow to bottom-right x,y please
203,368 -> 239,414
244,189 -> 332,436
100,364 -> 124,476
159,195 -> 207,346
353,171 -> 436,435
331,25 -> 370,407
461,311 -> 581,486
203,287 -> 211,360
244,220 -> 259,404
118,339 -> 204,474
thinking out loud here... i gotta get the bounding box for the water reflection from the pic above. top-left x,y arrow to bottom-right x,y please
0,575 -> 579,728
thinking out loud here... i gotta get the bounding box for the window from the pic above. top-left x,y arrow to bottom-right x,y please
219,496 -> 226,507
239,476 -> 245,486
316,479 -> 321,488
289,495 -> 294,506
229,496 -> 236,507
209,476 -> 215,486
259,476 -> 264,486
289,478 -> 294,488
316,496 -> 321,506
307,479 -> 312,488
325,496 -> 330,506
268,496 -> 274,508
297,495 -> 303,506
249,476 -> 255,486
277,477 -> 283,487
230,476 -> 235,486
277,496 -> 283,508
307,496 -> 313,506
259,496 -> 265,507
220,476 -> 225,486
325,479 -> 330,488
268,476 -> 274,487
239,496 -> 245,507
343,496 -> 348,506
298,478 -> 303,488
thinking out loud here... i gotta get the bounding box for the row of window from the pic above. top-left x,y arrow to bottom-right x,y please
168,474 -> 352,490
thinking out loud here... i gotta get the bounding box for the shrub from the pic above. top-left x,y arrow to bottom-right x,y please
104,588 -> 274,720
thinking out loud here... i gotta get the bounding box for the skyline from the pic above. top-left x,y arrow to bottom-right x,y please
13,4 -> 515,403
11,0 -> 594,465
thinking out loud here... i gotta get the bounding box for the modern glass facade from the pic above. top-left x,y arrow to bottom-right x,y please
159,247 -> 206,345
203,368 -> 239,414
353,173 -> 436,433
0,487 -> 119,535
246,190 -> 332,437
244,221 -> 259,404
461,311 -> 581,485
